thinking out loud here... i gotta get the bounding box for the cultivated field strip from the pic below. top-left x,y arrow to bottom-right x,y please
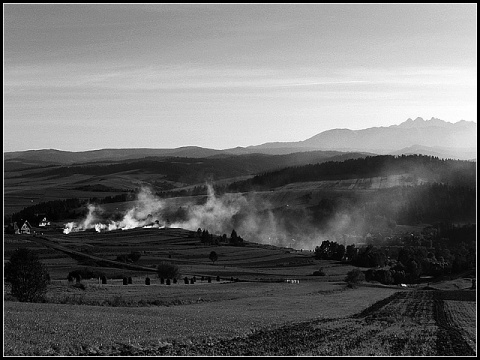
432,292 -> 476,356
7,288 -> 473,356
4,285 -> 399,356
442,300 -> 476,351
123,290 -> 474,356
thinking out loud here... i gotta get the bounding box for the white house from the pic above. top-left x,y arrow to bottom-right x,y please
39,217 -> 50,227
20,220 -> 32,234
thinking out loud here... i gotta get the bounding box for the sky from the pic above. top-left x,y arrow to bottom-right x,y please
3,3 -> 477,152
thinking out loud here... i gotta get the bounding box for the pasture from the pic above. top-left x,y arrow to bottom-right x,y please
3,227 -> 476,356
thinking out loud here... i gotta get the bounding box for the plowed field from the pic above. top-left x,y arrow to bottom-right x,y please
143,290 -> 475,356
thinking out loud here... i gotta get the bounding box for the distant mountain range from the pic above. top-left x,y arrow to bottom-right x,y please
4,117 -> 477,165
236,117 -> 476,158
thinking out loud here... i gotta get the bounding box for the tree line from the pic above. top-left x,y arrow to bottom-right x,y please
315,223 -> 476,285
226,155 -> 476,192
6,193 -> 133,226
196,228 -> 245,246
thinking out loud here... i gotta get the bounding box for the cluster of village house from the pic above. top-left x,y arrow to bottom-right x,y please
9,217 -> 50,235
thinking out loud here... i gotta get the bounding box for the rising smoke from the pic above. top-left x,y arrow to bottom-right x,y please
63,184 -> 373,250
63,187 -> 165,234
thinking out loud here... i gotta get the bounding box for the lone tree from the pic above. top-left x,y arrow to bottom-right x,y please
4,248 -> 50,302
345,268 -> 365,288
209,251 -> 218,265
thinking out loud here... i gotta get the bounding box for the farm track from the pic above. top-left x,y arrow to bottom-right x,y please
72,289 -> 475,356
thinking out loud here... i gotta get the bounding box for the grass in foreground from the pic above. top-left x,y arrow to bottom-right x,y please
4,282 -> 396,356
4,285 -> 476,356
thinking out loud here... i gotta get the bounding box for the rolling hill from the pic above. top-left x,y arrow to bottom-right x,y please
3,150 -> 370,216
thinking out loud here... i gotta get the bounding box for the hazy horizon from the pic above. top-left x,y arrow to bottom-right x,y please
3,116 -> 478,154
4,4 -> 477,152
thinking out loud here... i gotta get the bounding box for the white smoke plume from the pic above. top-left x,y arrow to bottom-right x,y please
63,204 -> 101,234
63,187 -> 165,234
170,184 -> 321,249
170,184 -> 246,233
62,183 -> 372,250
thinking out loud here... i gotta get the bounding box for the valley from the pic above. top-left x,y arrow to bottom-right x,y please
3,130 -> 476,356
4,2 -> 477,355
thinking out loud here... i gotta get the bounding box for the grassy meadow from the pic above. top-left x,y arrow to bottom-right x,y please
4,227 -> 476,356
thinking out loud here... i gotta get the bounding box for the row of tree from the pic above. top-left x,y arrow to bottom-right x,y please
196,228 -> 245,246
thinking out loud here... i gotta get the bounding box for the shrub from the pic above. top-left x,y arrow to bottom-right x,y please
4,248 -> 50,302
312,268 -> 326,276
157,262 -> 180,280
345,268 -> 365,287
73,282 -> 86,290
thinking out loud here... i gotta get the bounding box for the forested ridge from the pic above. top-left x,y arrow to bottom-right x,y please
6,154 -> 476,229
5,151 -> 369,185
227,155 -> 476,191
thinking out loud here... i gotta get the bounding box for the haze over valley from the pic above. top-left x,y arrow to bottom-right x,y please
4,117 -> 476,252
3,4 -> 476,356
